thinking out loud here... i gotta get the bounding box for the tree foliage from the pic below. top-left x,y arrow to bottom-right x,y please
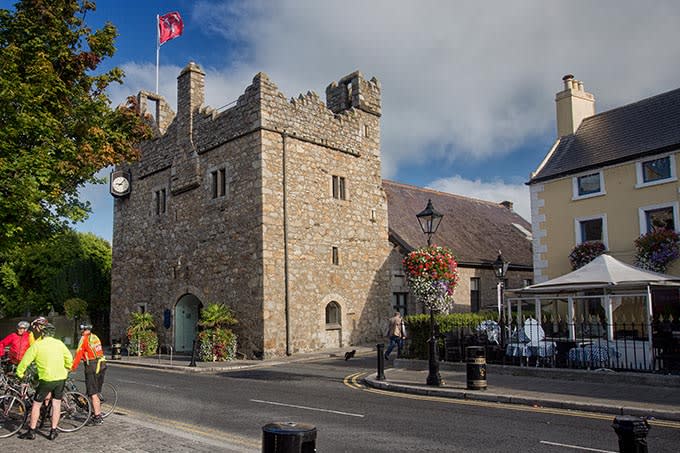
0,230 -> 111,319
0,0 -> 151,253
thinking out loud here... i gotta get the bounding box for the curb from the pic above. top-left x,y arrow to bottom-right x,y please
363,376 -> 680,422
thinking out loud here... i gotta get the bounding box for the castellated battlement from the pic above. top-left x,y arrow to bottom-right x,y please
135,64 -> 382,178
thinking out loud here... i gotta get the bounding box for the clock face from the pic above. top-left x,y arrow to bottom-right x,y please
110,172 -> 131,197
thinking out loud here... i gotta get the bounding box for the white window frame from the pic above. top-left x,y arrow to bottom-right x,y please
574,214 -> 608,248
572,171 -> 605,200
635,153 -> 677,188
638,201 -> 680,234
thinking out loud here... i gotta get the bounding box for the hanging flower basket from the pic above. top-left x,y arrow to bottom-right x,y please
568,241 -> 606,270
402,245 -> 459,312
634,228 -> 680,273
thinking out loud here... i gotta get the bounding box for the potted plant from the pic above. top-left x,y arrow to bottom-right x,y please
197,303 -> 238,361
126,312 -> 158,356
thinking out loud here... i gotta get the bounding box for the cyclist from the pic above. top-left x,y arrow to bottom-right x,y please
0,320 -> 31,372
71,323 -> 106,425
16,322 -> 73,441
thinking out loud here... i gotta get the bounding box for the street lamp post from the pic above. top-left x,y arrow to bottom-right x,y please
416,199 -> 444,386
492,251 -> 510,319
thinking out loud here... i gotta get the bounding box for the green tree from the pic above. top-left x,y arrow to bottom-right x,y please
0,0 -> 151,254
0,230 -> 111,337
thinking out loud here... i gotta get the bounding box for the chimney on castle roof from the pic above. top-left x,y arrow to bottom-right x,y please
555,74 -> 595,137
177,62 -> 205,128
500,200 -> 513,211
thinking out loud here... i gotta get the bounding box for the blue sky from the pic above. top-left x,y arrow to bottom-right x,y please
5,1 -> 680,243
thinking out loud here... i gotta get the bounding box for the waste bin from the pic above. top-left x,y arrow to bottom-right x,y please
111,340 -> 122,360
262,422 -> 316,453
466,346 -> 487,390
612,415 -> 650,453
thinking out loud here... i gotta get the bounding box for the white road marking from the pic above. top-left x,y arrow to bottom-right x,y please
539,440 -> 616,452
250,399 -> 364,418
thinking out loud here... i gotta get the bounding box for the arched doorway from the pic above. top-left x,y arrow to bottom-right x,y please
175,294 -> 202,353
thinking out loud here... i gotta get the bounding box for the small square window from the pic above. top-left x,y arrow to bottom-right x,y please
642,157 -> 671,183
636,155 -> 676,187
577,173 -> 600,196
579,218 -> 602,242
645,207 -> 674,232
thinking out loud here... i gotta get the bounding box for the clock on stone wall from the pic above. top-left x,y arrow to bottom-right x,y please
110,170 -> 131,198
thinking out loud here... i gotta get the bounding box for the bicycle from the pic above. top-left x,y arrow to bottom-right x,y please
65,375 -> 118,419
0,373 -> 91,436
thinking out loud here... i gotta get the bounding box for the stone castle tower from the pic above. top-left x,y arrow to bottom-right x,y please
110,62 -> 392,358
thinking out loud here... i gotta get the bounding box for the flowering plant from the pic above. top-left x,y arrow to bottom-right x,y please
634,228 -> 680,273
402,245 -> 459,312
568,241 -> 606,270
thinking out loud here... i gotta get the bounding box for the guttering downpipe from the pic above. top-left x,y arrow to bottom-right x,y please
282,132 -> 291,356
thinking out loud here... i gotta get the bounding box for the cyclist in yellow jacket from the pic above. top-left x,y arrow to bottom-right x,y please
16,323 -> 72,441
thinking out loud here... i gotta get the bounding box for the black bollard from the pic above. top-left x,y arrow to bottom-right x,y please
612,415 -> 650,453
376,343 -> 385,380
188,339 -> 197,367
262,422 -> 316,453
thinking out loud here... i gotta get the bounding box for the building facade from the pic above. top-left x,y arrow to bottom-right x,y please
110,62 -> 533,358
529,75 -> 680,283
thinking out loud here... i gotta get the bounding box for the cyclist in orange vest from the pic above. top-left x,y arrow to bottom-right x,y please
71,323 -> 107,425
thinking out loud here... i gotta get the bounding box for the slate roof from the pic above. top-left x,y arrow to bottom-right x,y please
383,180 -> 533,268
530,87 -> 680,183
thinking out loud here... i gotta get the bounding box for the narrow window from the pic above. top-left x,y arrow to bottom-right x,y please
155,189 -> 167,216
219,168 -> 226,197
363,124 -> 370,138
211,170 -> 218,199
339,176 -> 346,200
332,175 -> 346,200
332,246 -> 339,265
393,293 -> 408,316
470,278 -> 480,312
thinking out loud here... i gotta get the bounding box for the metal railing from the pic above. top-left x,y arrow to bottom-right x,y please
437,317 -> 680,374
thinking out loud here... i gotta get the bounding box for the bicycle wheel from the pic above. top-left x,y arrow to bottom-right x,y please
57,391 -> 91,432
0,395 -> 27,438
98,382 -> 117,418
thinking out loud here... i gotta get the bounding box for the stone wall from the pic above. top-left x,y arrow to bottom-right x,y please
111,62 -> 391,358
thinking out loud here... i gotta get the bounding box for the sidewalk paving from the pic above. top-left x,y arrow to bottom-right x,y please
364,358 -> 680,422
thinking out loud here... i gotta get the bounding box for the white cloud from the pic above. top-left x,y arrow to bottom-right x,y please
427,176 -> 530,222
192,0 -> 680,176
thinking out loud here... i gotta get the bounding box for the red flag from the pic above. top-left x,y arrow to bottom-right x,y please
159,12 -> 183,45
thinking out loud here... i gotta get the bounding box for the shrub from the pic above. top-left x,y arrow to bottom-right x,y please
403,312 -> 497,359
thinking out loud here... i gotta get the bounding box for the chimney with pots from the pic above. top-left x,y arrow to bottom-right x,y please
555,74 -> 595,137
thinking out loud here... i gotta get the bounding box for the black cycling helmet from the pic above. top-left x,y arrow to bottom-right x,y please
79,323 -> 93,331
42,323 -> 56,337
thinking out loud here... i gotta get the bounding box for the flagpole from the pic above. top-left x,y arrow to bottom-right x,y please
156,14 -> 160,94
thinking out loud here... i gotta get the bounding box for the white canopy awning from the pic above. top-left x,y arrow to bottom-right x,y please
510,254 -> 680,295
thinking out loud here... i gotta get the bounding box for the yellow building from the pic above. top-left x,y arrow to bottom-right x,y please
529,75 -> 680,285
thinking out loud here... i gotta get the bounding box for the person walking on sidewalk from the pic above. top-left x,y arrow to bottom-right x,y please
384,312 -> 406,360
0,320 -> 31,372
71,323 -> 107,425
16,323 -> 72,441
